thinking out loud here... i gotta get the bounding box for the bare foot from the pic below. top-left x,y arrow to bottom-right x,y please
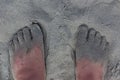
8,22 -> 47,80
75,24 -> 109,80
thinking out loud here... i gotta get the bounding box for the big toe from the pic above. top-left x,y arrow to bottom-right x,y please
29,23 -> 43,43
77,24 -> 88,44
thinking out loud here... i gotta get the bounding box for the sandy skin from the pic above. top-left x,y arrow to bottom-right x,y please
8,22 -> 47,80
75,24 -> 109,80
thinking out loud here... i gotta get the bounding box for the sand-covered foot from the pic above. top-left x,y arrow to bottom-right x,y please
8,22 -> 47,80
75,24 -> 109,80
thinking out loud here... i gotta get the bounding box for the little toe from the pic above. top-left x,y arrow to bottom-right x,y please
77,24 -> 88,44
9,40 -> 15,53
17,30 -> 24,45
94,32 -> 102,46
13,35 -> 19,51
105,42 -> 110,51
100,36 -> 107,50
87,28 -> 96,42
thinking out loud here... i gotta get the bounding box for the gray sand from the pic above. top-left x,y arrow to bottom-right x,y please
0,0 -> 120,80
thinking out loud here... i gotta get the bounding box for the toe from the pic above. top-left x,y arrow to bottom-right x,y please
8,40 -> 15,52
77,24 -> 88,44
94,32 -> 102,46
100,36 -> 107,49
105,42 -> 109,51
23,27 -> 31,43
13,35 -> 19,51
17,30 -> 24,45
29,23 -> 43,42
87,28 -> 96,42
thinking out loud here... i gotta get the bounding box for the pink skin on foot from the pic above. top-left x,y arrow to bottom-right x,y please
12,45 -> 46,80
76,58 -> 103,80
